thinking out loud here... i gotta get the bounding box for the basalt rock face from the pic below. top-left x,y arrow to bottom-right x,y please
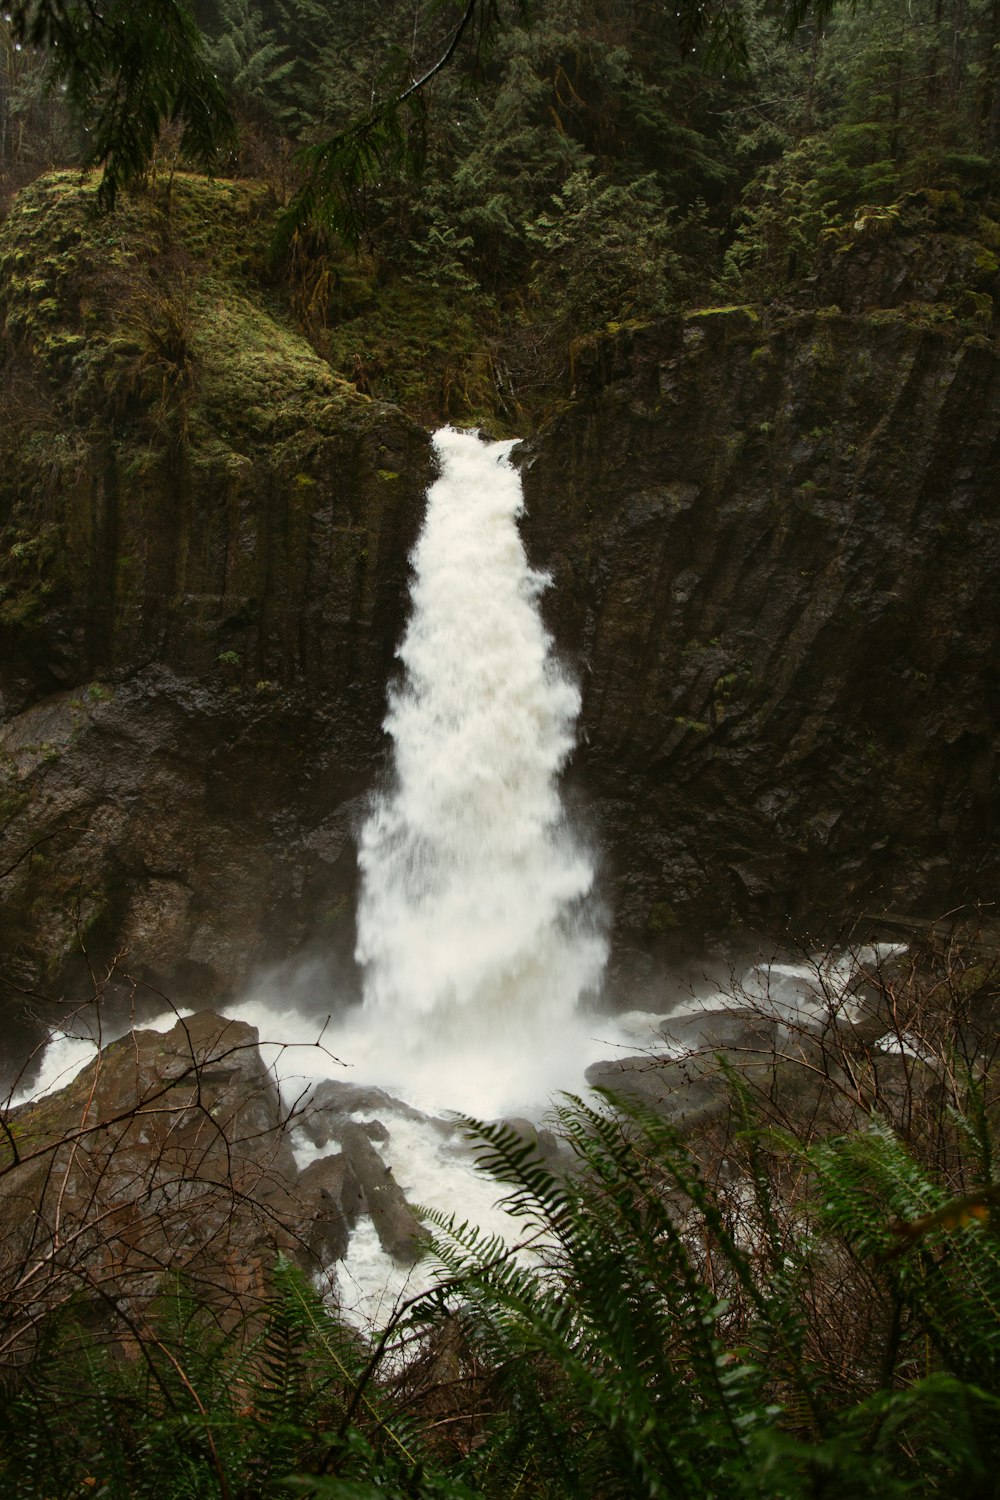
520,308 -> 1000,983
0,174 -> 430,1022
3,172 -> 1000,1022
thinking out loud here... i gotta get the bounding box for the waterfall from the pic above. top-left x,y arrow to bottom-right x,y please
9,430 -> 610,1133
350,427 -> 607,1116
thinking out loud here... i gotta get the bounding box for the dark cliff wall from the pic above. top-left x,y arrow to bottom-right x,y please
3,173 -> 999,1023
0,175 -> 431,1015
521,308 -> 1000,974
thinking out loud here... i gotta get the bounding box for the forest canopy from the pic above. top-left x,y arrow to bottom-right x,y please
1,0 -> 998,420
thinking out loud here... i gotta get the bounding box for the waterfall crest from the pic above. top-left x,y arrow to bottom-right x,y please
351,427 -> 607,1115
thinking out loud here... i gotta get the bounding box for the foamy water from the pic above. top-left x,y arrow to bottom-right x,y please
11,948 -> 906,1328
346,427 -> 608,1118
8,1005 -> 194,1109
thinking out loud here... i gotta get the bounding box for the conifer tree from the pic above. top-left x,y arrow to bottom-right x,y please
6,0 -> 234,204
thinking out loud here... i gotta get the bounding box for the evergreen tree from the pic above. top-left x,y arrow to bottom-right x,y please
6,0 -> 234,204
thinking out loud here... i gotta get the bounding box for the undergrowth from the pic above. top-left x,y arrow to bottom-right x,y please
2,932 -> 1000,1497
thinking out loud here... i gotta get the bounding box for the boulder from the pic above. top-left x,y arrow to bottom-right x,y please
585,1054 -> 723,1125
335,1123 -> 427,1267
295,1152 -> 365,1266
0,1011 -> 309,1360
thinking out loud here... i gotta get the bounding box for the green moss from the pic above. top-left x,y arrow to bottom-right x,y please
317,273 -> 507,431
960,290 -> 993,326
976,215 -> 1000,250
684,304 -> 759,324
0,172 -> 392,670
0,519 -> 66,628
0,170 -> 364,447
645,900 -> 680,936
190,278 -> 358,440
867,302 -> 957,329
605,317 -> 649,334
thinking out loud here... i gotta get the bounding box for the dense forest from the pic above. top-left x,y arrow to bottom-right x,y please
4,0 -> 999,426
2,0 -> 1000,1495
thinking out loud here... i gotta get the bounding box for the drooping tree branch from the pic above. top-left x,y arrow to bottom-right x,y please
7,0 -> 235,206
273,0 -> 508,254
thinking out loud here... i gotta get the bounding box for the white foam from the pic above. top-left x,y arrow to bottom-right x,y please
9,1032 -> 99,1107
333,1107 -> 542,1328
346,427 -> 608,1118
8,1004 -> 194,1108
663,944 -> 909,1029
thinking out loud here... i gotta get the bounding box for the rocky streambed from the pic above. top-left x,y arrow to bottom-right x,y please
3,938 -> 944,1349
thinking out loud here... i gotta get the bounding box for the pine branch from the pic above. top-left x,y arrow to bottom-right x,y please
6,0 -> 235,207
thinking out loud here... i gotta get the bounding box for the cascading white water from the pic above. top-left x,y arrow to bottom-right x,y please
344,426 -> 607,1117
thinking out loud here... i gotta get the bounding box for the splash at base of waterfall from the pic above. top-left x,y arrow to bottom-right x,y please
11,944 -> 909,1330
322,994 -> 608,1119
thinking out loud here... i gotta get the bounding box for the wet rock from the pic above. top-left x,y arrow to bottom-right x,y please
813,191 -> 1000,315
659,1008 -> 783,1055
656,1006 -> 841,1071
298,1081 -> 432,1152
521,308 -> 1000,965
502,1116 -> 570,1171
335,1122 -> 427,1266
585,1055 -> 723,1124
295,1152 -> 365,1266
664,1007 -> 837,1093
0,1011 -> 306,1345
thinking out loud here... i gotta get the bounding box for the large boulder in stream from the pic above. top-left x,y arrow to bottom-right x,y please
297,1151 -> 366,1266
0,1011 -> 377,1356
334,1122 -> 428,1266
296,1080 -> 438,1265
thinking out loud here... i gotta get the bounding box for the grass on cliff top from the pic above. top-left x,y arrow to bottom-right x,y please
0,170 -> 366,443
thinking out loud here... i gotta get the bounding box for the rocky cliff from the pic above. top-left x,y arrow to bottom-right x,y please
522,305 -> 1000,978
2,172 -> 999,1027
0,174 -> 430,1022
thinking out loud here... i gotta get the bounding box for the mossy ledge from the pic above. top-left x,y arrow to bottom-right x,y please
0,173 -> 431,1006
0,170 -> 432,704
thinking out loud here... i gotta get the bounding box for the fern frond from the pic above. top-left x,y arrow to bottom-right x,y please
810,1123 -> 1000,1387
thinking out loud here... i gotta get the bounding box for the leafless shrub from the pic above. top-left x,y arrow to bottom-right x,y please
648,908 -> 1000,1406
0,949 -> 346,1378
